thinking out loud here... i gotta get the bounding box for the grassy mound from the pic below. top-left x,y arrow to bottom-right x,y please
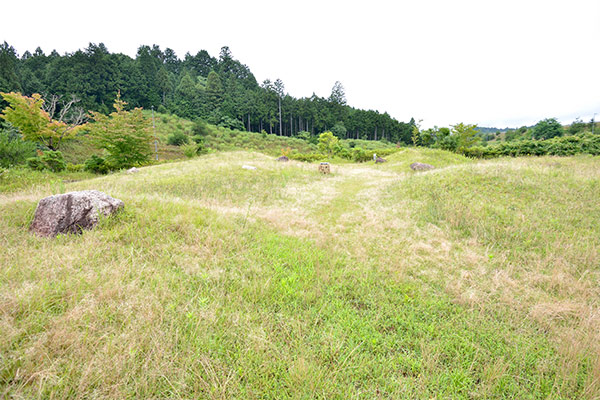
1,149 -> 599,398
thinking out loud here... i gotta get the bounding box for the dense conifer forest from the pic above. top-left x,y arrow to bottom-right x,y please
0,42 -> 415,143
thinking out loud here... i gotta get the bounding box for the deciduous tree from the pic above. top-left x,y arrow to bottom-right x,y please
451,122 -> 480,152
0,92 -> 86,150
532,118 -> 563,140
318,131 -> 340,155
88,92 -> 152,169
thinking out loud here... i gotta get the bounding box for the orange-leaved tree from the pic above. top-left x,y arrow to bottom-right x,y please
0,92 -> 86,150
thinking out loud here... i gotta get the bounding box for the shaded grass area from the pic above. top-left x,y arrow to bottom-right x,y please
0,167 -> 96,194
205,130 -> 316,156
149,111 -> 317,156
60,136 -> 97,164
0,197 -> 586,399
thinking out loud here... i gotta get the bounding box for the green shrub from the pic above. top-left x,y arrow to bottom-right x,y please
26,156 -> 45,171
66,163 -> 84,172
462,133 -> 600,158
167,131 -> 189,146
84,155 -> 110,174
0,130 -> 37,168
337,147 -> 351,160
40,151 -> 66,172
318,131 -> 341,155
26,151 -> 66,172
182,143 -> 198,158
192,120 -> 211,137
351,147 -> 369,162
191,135 -> 204,144
218,116 -> 245,131
297,131 -> 311,141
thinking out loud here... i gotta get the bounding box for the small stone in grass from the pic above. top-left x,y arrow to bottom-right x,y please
410,162 -> 434,171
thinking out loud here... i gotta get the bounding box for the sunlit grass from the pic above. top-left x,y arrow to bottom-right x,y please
1,150 -> 599,398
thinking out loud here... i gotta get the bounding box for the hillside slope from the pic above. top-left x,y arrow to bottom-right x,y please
1,150 -> 599,398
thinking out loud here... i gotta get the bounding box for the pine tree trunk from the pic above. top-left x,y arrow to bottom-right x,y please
278,97 -> 282,136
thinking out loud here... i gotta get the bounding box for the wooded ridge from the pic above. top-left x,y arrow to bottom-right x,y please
0,42 -> 415,143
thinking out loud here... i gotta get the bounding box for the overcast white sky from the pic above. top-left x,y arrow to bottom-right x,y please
3,0 -> 599,128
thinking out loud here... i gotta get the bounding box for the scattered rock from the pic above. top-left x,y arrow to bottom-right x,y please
276,156 -> 289,162
242,165 -> 257,170
410,162 -> 435,171
126,167 -> 139,174
319,162 -> 331,174
375,157 -> 387,164
30,190 -> 124,237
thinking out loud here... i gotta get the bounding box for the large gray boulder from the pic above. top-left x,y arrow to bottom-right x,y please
410,162 -> 435,171
30,190 -> 124,237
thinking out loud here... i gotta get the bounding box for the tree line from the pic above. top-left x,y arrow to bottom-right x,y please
412,117 -> 600,158
0,42 -> 415,143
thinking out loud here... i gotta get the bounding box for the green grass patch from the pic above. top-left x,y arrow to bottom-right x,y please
386,157 -> 600,273
1,150 -> 599,398
383,147 -> 472,172
0,167 -> 96,194
0,194 -> 588,398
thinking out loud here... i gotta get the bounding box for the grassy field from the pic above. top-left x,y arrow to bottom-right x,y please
1,149 -> 599,398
